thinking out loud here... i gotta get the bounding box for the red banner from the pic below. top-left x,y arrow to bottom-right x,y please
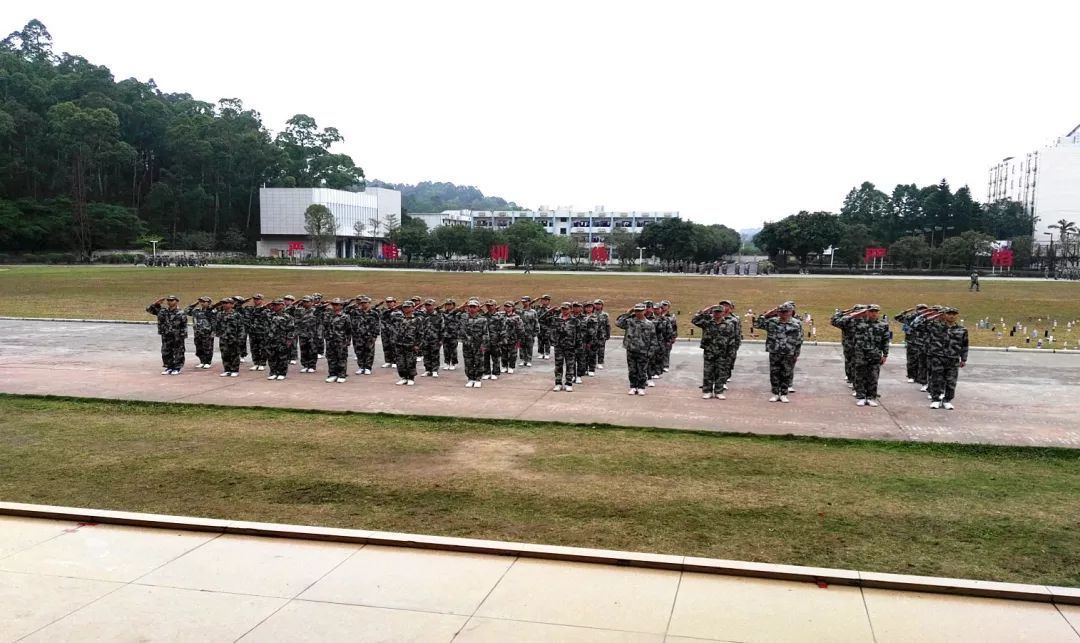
490,244 -> 509,261
590,246 -> 610,262
287,241 -> 305,251
863,246 -> 887,262
382,243 -> 399,260
991,249 -> 1014,267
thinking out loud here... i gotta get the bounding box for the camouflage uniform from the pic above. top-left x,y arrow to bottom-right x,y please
184,303 -> 216,367
550,311 -> 581,386
297,304 -> 322,371
379,305 -> 399,366
518,305 -> 539,365
483,306 -> 505,376
662,309 -> 678,370
535,303 -> 554,358
147,301 -> 187,371
907,312 -> 935,385
595,307 -> 611,366
616,312 -> 657,390
830,308 -> 863,383
347,302 -> 381,372
927,319 -> 969,403
243,303 -> 271,367
323,308 -> 352,379
835,314 -> 891,400
212,306 -> 245,373
267,306 -> 297,377
646,311 -> 669,378
284,299 -> 302,362
576,310 -> 597,376
420,307 -> 444,375
692,310 -> 738,395
441,306 -> 461,367
460,310 -> 490,382
395,312 -> 422,380
723,312 -> 743,384
754,315 -> 803,395
501,309 -> 525,371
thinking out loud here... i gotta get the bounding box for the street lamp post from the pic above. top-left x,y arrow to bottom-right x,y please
1044,232 -> 1055,277
150,239 -> 158,258
636,247 -> 646,266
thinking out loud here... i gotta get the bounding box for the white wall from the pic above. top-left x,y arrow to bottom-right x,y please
259,187 -> 399,237
1034,139 -> 1080,242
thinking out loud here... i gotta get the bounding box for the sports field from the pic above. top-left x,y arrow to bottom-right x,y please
1,266 -> 1079,347
2,395 -> 1077,587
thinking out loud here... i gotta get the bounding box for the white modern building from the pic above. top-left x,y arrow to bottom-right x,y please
988,124 -> 1080,246
411,206 -> 679,248
257,187 -> 402,258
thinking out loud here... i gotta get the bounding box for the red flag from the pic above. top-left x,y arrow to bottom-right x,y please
863,246 -> 886,262
490,244 -> 509,261
383,243 -> 399,259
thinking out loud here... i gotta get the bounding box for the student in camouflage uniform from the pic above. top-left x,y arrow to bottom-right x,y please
440,299 -> 460,370
893,304 -> 929,383
459,299 -> 490,387
831,304 -> 867,388
581,302 -> 599,376
660,301 -> 678,372
482,300 -> 504,379
231,295 -> 249,362
211,297 -> 244,376
574,302 -> 596,379
295,297 -> 321,373
501,301 -> 525,373
722,303 -> 742,388
420,299 -> 444,377
926,307 -> 968,410
394,301 -> 422,385
266,299 -> 297,380
282,295 -> 300,364
535,295 -> 554,359
835,304 -> 891,406
241,293 -> 271,372
345,295 -> 380,375
517,296 -> 538,366
550,302 -> 580,391
323,298 -> 352,383
907,306 -> 940,390
616,303 -> 657,395
184,296 -> 216,369
754,303 -> 803,402
692,301 -> 738,399
378,296 -> 399,368
146,295 -> 188,374
644,301 -> 665,383
311,293 -> 326,357
594,300 -> 610,369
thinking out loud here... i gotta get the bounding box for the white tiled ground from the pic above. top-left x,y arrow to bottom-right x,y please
1,516 -> 1077,643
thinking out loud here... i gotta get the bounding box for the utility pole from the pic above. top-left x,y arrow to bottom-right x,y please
637,247 -> 646,265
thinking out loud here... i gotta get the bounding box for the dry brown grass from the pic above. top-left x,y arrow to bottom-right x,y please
2,395 -> 1078,586
2,266 -> 1080,347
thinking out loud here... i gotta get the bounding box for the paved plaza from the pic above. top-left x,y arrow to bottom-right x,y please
1,512 -> 1078,642
1,319 -> 1079,447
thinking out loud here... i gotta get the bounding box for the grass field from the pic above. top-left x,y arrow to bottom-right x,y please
2,394 -> 1078,587
2,266 -> 1080,347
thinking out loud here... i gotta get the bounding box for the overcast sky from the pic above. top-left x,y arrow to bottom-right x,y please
10,1 -> 1080,229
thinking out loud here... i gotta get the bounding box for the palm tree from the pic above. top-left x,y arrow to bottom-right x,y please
1049,219 -> 1077,269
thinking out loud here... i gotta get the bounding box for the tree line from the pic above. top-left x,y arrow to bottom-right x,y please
0,20 -> 363,258
753,180 -> 1041,270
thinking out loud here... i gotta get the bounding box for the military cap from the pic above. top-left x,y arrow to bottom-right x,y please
401,300 -> 414,308
330,297 -> 345,305
584,301 -> 595,307
166,295 -> 179,300
466,299 -> 481,306
718,299 -> 734,307
357,296 -> 371,303
198,296 -> 211,302
218,298 -> 234,306
232,295 -> 245,303
411,296 -> 422,302
301,296 -> 313,302
777,303 -> 795,312
283,294 -> 295,301
710,305 -> 725,313
572,301 -> 583,307
385,296 -> 396,302
942,307 -> 959,314
521,296 -> 532,301
504,300 -> 514,307
593,299 -> 604,305
541,294 -> 552,300
916,303 -> 929,309
312,292 -> 323,298
444,298 -> 456,305
633,303 -> 647,311
485,299 -> 497,306
783,300 -> 796,307
644,300 -> 654,307
271,298 -> 284,304
424,298 -> 436,305
560,302 -> 571,309
867,304 -> 881,311
660,300 -> 671,306
852,303 -> 869,310
253,293 -> 265,299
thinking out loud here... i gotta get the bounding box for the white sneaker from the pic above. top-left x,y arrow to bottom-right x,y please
769,395 -> 780,402
396,379 -> 407,385
702,392 -> 713,399
780,395 -> 790,403
919,385 -> 928,392
525,362 -> 531,367
715,393 -> 726,400
421,371 -> 431,377
847,382 -> 854,388
161,369 -> 170,375
500,367 -> 507,373
575,377 -> 582,384
553,385 -> 563,391
490,375 -> 498,380
629,388 -> 637,395
431,372 -> 439,378
867,399 -> 879,407
170,370 -> 181,375
318,354 -> 324,359
943,402 -> 955,410
474,381 -> 482,388
382,363 -> 391,368
256,365 -> 265,371
220,372 -> 231,377
267,375 -> 277,380
391,363 -> 397,368
363,369 -> 372,375
406,380 -> 415,386
723,384 -> 729,391
228,372 -> 238,377
647,380 -> 655,387
852,391 -> 858,397
928,394 -> 933,400
787,387 -> 795,393
290,360 -> 296,365
326,376 -> 336,383
336,377 -> 347,383
276,375 -> 286,380
663,367 -> 670,373
508,368 -> 515,374
482,374 -> 491,380
587,371 -> 595,377
598,364 -> 604,369
906,378 -> 915,383
651,375 -> 660,380
249,365 -> 260,371
240,357 -> 247,363
466,380 -> 474,388
930,401 -> 941,409
356,369 -> 364,375
857,398 -> 867,406
564,385 -> 573,392
636,388 -> 645,395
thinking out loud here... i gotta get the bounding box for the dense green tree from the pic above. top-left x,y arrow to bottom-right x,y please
609,226 -> 639,266
1008,235 -> 1033,269
638,218 -> 697,261
940,230 -> 994,270
428,224 -> 472,258
835,223 -> 874,268
303,204 -> 336,258
888,235 -> 930,269
504,220 -> 552,265
754,211 -> 841,267
840,182 -> 890,238
388,215 -> 429,263
983,199 -> 1035,239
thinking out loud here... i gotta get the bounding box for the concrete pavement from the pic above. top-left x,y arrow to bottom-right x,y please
1,319 -> 1079,447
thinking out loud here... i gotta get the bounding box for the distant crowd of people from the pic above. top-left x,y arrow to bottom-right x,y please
142,255 -> 208,267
